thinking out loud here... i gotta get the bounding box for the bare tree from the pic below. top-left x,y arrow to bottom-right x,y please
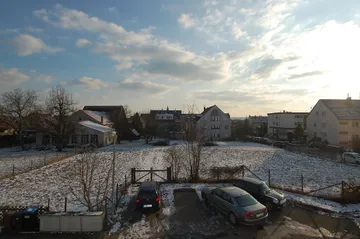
0,89 -> 38,150
43,85 -> 76,151
65,152 -> 112,211
181,104 -> 210,181
164,146 -> 184,180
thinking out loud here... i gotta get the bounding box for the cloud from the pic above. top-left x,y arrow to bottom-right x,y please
119,78 -> 172,94
276,88 -> 310,95
232,22 -> 244,40
24,26 -> 43,33
12,34 -> 63,56
34,5 -> 233,83
194,90 -> 260,103
36,75 -> 53,84
0,68 -> 30,85
0,28 -> 19,34
178,14 -> 196,28
288,71 -> 324,80
71,77 -> 108,89
76,38 -> 91,48
108,7 -> 117,13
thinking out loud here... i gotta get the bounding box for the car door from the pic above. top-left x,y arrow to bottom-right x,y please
245,182 -> 262,202
210,189 -> 225,212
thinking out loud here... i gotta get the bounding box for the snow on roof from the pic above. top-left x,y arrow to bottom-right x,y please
79,120 -> 115,133
131,128 -> 140,136
82,110 -> 111,124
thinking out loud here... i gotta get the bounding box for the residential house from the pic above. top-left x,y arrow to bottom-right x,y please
268,111 -> 309,140
148,107 -> 183,138
248,115 -> 268,136
306,98 -> 360,149
195,105 -> 232,140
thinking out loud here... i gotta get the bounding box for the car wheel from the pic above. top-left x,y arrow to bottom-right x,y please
229,212 -> 237,225
202,194 -> 209,206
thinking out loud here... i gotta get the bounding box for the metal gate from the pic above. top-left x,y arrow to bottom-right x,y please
131,167 -> 171,184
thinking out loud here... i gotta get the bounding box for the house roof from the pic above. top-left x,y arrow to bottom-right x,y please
201,105 -> 216,115
83,105 -> 124,112
82,110 -> 111,124
321,99 -> 360,120
78,120 -> 115,133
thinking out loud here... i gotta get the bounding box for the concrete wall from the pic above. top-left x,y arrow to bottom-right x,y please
306,101 -> 339,145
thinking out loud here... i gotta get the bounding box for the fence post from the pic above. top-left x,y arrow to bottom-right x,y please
301,174 -> 304,192
116,184 -> 119,202
131,168 -> 135,184
150,167 -> 153,181
167,167 -> 171,181
64,197 -> 67,212
268,169 -> 270,186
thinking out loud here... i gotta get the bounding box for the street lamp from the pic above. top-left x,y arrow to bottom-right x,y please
111,131 -> 117,220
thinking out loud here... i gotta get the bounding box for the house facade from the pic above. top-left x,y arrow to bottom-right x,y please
306,99 -> 360,149
149,107 -> 182,138
248,115 -> 268,136
268,111 -> 309,140
196,105 -> 232,140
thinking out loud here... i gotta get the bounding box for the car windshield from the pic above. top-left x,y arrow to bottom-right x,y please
259,183 -> 271,194
235,195 -> 258,207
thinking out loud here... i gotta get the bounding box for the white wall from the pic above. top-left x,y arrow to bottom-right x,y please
268,113 -> 308,139
306,101 -> 339,145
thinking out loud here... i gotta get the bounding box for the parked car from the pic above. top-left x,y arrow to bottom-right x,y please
273,141 -> 286,149
233,177 -> 286,210
342,152 -> 360,164
201,186 -> 268,225
135,181 -> 161,210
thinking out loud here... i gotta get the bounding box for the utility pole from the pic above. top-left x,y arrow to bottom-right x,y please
111,132 -> 116,220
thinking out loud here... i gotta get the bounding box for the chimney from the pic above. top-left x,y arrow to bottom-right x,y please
101,116 -> 104,124
204,106 -> 206,111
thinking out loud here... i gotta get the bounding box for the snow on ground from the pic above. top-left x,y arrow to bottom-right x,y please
0,148 -> 73,178
0,141 -> 359,212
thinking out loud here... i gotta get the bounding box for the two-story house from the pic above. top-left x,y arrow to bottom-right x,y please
248,115 -> 268,136
149,107 -> 182,138
268,111 -> 309,140
196,105 -> 232,140
306,98 -> 360,149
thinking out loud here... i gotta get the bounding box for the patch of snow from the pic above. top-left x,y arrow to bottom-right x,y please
109,222 -> 121,234
118,215 -> 152,239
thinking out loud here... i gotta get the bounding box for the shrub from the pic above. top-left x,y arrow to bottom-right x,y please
203,141 -> 217,147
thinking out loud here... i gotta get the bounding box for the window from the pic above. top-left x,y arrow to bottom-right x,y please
322,111 -> 326,116
213,189 -> 222,198
273,122 -> 275,125
276,122 -> 278,126
90,135 -> 98,144
339,131 -> 348,135
221,193 -> 233,204
81,134 -> 89,144
42,135 -> 50,145
51,135 -> 58,144
259,183 -> 271,194
235,195 -> 257,206
71,135 -> 78,144
225,125 -> 228,129
322,123 -> 326,128
313,122 -> 317,127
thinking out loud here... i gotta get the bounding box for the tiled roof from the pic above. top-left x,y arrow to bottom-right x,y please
321,99 -> 360,120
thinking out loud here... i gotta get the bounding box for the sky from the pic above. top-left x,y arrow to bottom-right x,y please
1,0 -> 360,117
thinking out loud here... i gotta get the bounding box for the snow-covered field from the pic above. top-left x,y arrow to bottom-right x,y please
0,148 -> 73,178
0,141 -> 359,211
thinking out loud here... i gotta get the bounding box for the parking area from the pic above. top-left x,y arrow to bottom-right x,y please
114,185 -> 360,239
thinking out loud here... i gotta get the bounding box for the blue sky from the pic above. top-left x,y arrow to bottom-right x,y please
1,0 -> 360,117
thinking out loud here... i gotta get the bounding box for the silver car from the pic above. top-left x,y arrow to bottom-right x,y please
201,186 -> 268,225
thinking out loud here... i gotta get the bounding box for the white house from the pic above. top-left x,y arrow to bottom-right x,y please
306,98 -> 360,149
195,105 -> 232,140
267,111 -> 309,140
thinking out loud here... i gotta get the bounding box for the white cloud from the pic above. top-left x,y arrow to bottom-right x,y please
71,76 -> 108,89
12,34 -> 63,56
36,75 -> 53,84
24,26 -> 43,33
34,5 -> 233,83
76,38 -> 91,48
232,22 -> 244,40
119,78 -> 172,94
0,68 -> 29,85
177,14 -> 196,28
